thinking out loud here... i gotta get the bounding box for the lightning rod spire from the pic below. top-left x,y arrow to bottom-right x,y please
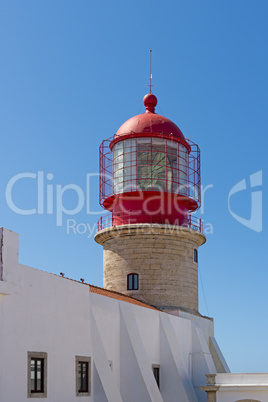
149,49 -> 152,93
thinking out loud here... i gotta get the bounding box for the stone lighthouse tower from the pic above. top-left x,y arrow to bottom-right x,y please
95,93 -> 206,314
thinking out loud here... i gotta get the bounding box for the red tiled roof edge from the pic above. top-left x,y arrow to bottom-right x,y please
54,273 -> 158,311
89,284 -> 159,311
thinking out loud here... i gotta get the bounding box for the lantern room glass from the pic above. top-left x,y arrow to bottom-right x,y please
113,137 -> 188,195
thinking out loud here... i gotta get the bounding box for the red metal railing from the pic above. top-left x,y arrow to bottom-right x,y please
97,212 -> 203,233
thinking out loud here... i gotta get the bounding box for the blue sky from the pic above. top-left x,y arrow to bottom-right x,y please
0,0 -> 267,373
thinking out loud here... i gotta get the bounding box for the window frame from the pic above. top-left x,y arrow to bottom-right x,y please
127,273 -> 139,290
27,352 -> 47,398
75,356 -> 91,397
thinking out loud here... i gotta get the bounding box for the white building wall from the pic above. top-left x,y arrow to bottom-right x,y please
0,228 -> 235,402
0,230 -> 92,402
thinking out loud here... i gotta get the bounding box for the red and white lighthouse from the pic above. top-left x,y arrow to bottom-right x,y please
95,93 -> 206,313
99,93 -> 201,229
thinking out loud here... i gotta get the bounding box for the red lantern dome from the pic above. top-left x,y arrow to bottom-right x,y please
98,93 -> 202,231
113,94 -> 187,146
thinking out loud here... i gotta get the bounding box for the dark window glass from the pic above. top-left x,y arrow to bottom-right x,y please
127,274 -> 139,290
128,274 -> 133,290
134,274 -> 138,290
78,361 -> 89,393
194,248 -> 198,263
30,358 -> 44,393
153,366 -> 160,388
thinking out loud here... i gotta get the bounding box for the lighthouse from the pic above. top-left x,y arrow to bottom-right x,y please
95,93 -> 206,313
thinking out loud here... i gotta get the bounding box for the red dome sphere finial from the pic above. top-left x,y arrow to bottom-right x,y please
143,93 -> 157,113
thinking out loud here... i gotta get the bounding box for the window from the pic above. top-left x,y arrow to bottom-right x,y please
113,139 -> 136,194
194,248 -> 198,263
78,362 -> 88,393
178,144 -> 188,195
152,365 -> 160,388
137,138 -> 177,193
76,356 -> 91,396
27,352 -> 47,398
127,273 -> 139,290
113,137 -> 188,196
